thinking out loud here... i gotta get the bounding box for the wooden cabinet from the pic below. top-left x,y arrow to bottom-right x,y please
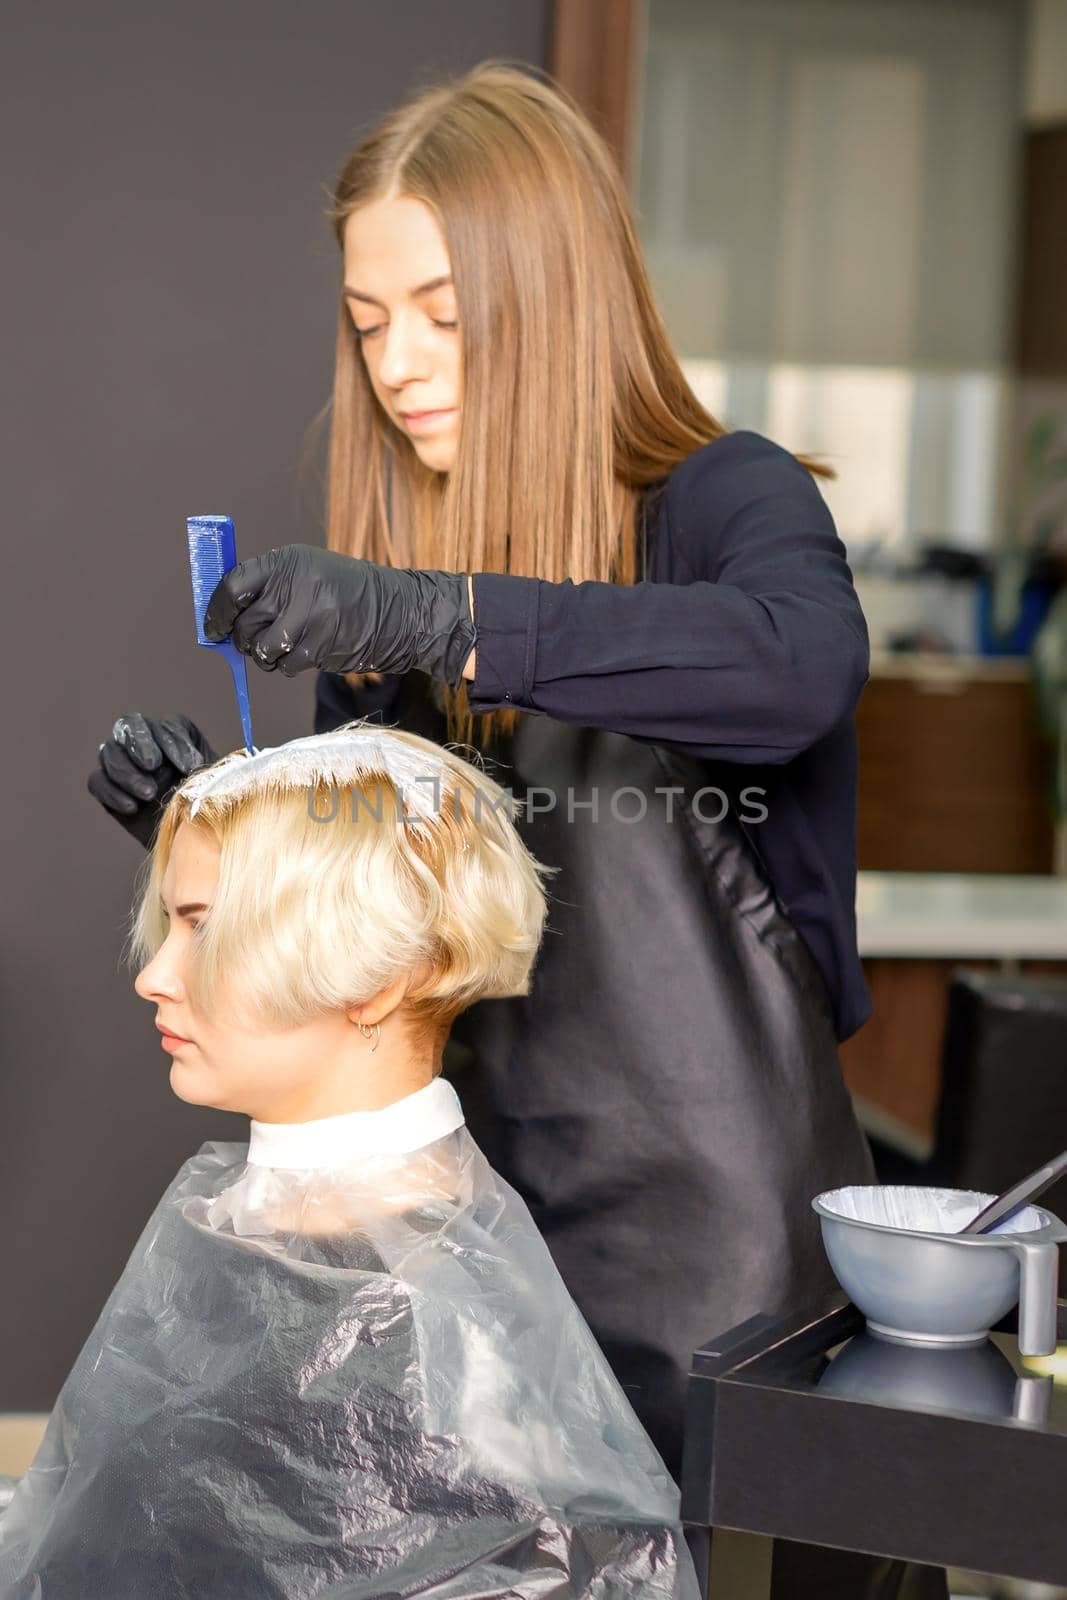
855,655 -> 1055,874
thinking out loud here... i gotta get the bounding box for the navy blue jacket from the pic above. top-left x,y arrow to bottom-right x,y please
317,429 -> 872,1041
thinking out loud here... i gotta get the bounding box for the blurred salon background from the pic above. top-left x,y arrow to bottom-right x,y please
626,4 -> 1067,1218
2,4 -> 1067,1594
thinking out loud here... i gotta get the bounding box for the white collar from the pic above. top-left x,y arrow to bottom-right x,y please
246,1076 -> 465,1171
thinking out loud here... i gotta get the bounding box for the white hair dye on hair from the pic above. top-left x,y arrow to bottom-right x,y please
182,728 -> 454,829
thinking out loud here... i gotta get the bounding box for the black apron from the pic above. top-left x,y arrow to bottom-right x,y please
451,716 -> 873,1445
384,670 -> 947,1600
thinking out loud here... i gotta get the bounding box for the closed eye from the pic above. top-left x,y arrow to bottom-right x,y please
159,905 -> 206,932
354,320 -> 458,340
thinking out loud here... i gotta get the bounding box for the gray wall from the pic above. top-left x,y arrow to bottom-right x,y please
1,0 -> 549,1408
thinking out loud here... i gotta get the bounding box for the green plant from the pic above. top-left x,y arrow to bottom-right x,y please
991,410 -> 1067,638
1024,412 -> 1067,823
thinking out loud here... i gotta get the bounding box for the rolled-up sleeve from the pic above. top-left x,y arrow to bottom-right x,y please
467,432 -> 869,765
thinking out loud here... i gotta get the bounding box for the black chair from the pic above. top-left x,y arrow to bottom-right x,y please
868,967 -> 1067,1221
928,967 -> 1067,1220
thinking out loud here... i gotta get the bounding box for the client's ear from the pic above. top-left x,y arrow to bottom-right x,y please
346,962 -> 428,1029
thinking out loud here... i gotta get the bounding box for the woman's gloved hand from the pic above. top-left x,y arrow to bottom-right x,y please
87,713 -> 218,850
202,546 -> 477,690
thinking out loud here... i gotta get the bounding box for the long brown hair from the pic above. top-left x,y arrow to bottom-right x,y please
320,59 -> 835,753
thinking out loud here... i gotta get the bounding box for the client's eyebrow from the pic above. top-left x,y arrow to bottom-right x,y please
343,275 -> 453,308
159,899 -> 211,917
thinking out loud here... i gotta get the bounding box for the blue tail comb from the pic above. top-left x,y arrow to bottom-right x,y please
186,515 -> 256,755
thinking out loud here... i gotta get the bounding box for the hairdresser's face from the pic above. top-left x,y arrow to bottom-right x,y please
343,194 -> 461,473
133,822 -> 361,1122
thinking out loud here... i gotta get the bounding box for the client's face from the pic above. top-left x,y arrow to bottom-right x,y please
133,821 -> 383,1122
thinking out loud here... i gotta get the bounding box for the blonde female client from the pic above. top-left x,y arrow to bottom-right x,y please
89,61 -> 948,1597
4,725 -> 702,1599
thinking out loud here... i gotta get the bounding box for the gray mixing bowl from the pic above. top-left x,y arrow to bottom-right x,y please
811,1185 -> 1067,1356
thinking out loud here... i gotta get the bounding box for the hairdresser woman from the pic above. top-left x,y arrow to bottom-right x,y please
88,63 -> 947,1599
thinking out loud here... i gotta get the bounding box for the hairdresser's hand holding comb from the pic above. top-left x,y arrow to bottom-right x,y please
202,545 -> 477,690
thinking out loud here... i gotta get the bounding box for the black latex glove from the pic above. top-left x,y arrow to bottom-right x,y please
202,545 -> 477,690
87,713 -> 218,850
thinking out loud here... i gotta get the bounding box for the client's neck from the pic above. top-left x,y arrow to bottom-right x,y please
253,1047 -> 442,1125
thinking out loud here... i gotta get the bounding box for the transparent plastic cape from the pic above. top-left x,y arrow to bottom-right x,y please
0,1121 -> 702,1599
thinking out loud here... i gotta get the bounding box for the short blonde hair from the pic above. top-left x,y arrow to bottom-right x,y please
124,722 -> 557,1058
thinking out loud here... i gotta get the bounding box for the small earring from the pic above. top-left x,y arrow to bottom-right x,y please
357,1020 -> 381,1053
